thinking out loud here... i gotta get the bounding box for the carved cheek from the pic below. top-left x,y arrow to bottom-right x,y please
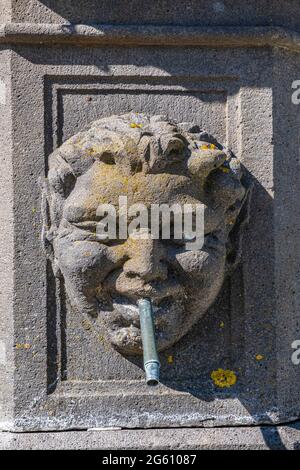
175,248 -> 226,281
55,238 -> 114,283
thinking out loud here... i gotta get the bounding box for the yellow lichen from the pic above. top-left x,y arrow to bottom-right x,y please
200,143 -> 216,150
167,355 -> 173,364
220,166 -> 230,173
211,368 -> 237,388
83,251 -> 92,257
255,354 -> 264,361
130,123 -> 143,129
15,343 -> 31,350
219,321 -> 225,328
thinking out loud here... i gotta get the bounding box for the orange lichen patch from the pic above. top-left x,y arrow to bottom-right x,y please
211,368 -> 237,388
200,143 -> 216,150
167,355 -> 174,364
255,354 -> 264,361
15,343 -> 31,350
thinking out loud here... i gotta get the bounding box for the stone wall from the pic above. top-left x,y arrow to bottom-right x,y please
0,1 -> 299,437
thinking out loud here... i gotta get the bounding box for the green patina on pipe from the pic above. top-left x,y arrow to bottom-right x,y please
138,298 -> 160,386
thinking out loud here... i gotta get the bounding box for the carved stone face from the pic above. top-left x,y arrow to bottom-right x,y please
42,113 -> 247,354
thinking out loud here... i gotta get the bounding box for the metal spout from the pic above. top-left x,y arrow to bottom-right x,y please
138,298 -> 160,386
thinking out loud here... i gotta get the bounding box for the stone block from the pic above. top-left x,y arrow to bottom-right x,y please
0,2 -> 299,446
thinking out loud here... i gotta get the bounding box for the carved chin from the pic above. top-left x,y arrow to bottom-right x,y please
109,325 -> 143,355
109,324 -> 176,355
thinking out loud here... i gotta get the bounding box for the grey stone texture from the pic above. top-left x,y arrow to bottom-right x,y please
0,0 -> 300,450
2,0 -> 300,30
1,423 -> 300,450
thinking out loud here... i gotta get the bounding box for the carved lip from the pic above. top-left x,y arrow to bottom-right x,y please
112,300 -> 140,326
100,294 -> 181,329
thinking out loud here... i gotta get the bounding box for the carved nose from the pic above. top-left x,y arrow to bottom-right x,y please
124,239 -> 168,282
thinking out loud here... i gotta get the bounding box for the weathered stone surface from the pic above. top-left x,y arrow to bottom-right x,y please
1,423 -> 300,450
0,1 -> 300,440
0,48 -> 14,433
41,113 -> 248,355
2,0 -> 300,31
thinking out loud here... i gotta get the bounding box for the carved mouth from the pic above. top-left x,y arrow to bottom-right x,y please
99,294 -> 185,354
100,296 -> 178,328
98,294 -> 177,328
93,254 -> 190,353
111,297 -> 140,327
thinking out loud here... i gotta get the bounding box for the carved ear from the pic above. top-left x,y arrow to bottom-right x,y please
39,176 -> 55,261
38,154 -> 76,276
